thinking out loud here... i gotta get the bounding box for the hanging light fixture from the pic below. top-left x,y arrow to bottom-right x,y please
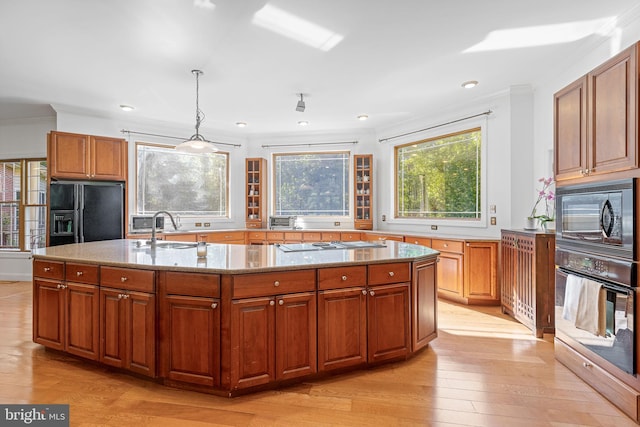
296,93 -> 306,112
175,69 -> 218,153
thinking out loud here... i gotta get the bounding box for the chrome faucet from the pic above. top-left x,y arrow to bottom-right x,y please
150,211 -> 178,247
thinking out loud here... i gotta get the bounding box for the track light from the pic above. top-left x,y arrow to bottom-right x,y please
296,93 -> 305,112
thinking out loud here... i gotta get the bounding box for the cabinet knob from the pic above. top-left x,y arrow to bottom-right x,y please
44,267 -> 51,272
76,271 -> 83,276
120,277 -> 128,282
269,300 -> 275,306
278,299 -> 284,306
388,271 -> 395,277
369,290 -> 375,296
211,302 -> 218,309
443,243 -> 448,248
341,275 -> 347,281
118,293 -> 124,299
362,289 -> 367,295
123,294 -> 129,299
57,284 -> 63,289
583,362 -> 592,368
273,281 -> 280,287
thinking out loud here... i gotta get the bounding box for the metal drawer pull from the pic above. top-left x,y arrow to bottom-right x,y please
273,281 -> 280,287
120,277 -> 128,282
57,284 -> 66,289
583,362 -> 592,368
211,302 -> 218,309
362,289 -> 367,295
341,275 -> 347,281
44,267 -> 51,272
279,299 -> 284,306
76,271 -> 83,276
269,300 -> 275,306
388,271 -> 395,277
369,290 -> 375,296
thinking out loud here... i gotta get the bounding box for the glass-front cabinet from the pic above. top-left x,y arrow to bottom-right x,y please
354,154 -> 373,230
246,158 -> 267,229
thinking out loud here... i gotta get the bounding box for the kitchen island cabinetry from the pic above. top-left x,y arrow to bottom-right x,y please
555,42 -> 638,183
32,239 -> 438,396
99,267 -> 156,377
48,131 -> 127,181
159,272 -> 220,387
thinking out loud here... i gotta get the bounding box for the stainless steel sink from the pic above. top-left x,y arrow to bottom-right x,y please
134,240 -> 198,249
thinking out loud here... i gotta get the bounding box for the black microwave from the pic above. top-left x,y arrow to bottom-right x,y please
555,179 -> 635,260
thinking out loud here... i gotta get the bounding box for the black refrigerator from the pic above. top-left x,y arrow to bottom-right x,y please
49,181 -> 125,246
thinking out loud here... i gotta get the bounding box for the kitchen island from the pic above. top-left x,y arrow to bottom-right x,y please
32,239 -> 439,396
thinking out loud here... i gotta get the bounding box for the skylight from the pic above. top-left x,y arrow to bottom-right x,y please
464,17 -> 617,52
252,4 -> 344,52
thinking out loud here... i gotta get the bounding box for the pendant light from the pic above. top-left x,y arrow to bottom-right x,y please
175,69 -> 218,153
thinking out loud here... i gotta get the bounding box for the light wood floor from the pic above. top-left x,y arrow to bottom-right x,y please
1,281 -> 637,427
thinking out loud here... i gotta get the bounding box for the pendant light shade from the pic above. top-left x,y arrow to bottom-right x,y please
175,69 -> 218,153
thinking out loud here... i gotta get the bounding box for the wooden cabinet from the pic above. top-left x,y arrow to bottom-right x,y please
159,272 -> 221,387
229,270 -> 317,390
555,43 -> 638,183
404,235 -> 432,247
432,239 -> 499,305
32,261 -> 101,360
204,231 -> 246,244
500,229 -> 555,337
364,232 -> 404,242
412,259 -> 437,352
354,154 -> 373,230
48,131 -> 127,181
246,158 -> 267,229
99,267 -> 156,377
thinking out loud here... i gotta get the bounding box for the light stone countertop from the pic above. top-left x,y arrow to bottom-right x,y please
32,239 -> 440,274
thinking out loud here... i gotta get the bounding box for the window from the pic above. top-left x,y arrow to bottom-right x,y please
395,128 -> 481,220
136,143 -> 228,216
273,152 -> 349,216
0,159 -> 47,251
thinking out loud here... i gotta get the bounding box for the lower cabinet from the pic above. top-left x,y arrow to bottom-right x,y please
412,259 -> 437,352
99,267 -> 156,377
367,282 -> 410,363
159,272 -> 221,387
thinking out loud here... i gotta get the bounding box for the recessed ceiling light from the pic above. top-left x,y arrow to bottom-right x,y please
235,122 -> 247,128
357,114 -> 369,121
298,120 -> 309,126
461,80 -> 478,89
119,104 -> 135,112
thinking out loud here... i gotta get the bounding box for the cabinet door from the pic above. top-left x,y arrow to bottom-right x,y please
436,252 -> 463,298
275,292 -> 317,380
127,291 -> 156,377
500,232 -> 517,314
90,136 -> 127,181
318,288 -> 367,372
412,260 -> 437,352
33,279 -> 66,351
588,45 -> 637,176
100,288 -> 127,368
367,282 -> 410,363
554,76 -> 587,181
230,297 -> 275,389
463,241 -> 499,303
161,295 -> 220,386
66,282 -> 99,360
48,132 -> 90,179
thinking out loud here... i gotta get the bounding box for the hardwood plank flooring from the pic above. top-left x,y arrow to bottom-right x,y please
1,281 -> 637,426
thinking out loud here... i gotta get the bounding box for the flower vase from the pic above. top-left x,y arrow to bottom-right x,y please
542,220 -> 555,233
524,217 -> 537,230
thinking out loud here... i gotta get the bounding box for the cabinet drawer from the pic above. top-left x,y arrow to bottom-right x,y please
163,233 -> 197,242
33,259 -> 64,280
555,338 -> 640,421
318,266 -> 366,290
233,269 -> 315,298
164,271 -> 220,297
101,266 -> 155,292
247,231 -> 266,240
340,232 -> 361,241
368,262 -> 411,285
405,236 -> 432,247
284,232 -> 303,241
209,231 -> 246,242
321,232 -> 341,242
431,239 -> 464,253
267,232 -> 284,241
66,263 -> 99,284
303,232 -> 321,241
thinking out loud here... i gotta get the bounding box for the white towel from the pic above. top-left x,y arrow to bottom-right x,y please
575,278 -> 606,336
563,274 -> 582,322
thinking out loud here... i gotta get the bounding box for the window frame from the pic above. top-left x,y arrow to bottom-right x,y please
134,141 -> 230,217
391,121 -> 487,228
271,150 -> 351,219
0,158 -> 47,252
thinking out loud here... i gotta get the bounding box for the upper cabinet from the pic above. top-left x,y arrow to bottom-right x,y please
48,131 -> 128,181
555,43 -> 638,184
246,158 -> 267,229
354,154 -> 373,230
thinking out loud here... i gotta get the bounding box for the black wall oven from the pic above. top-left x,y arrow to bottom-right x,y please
555,178 -> 637,376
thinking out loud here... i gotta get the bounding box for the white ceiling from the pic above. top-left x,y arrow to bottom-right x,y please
1,0 -> 639,136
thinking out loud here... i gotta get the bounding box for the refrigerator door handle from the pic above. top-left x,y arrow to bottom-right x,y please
76,185 -> 84,243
